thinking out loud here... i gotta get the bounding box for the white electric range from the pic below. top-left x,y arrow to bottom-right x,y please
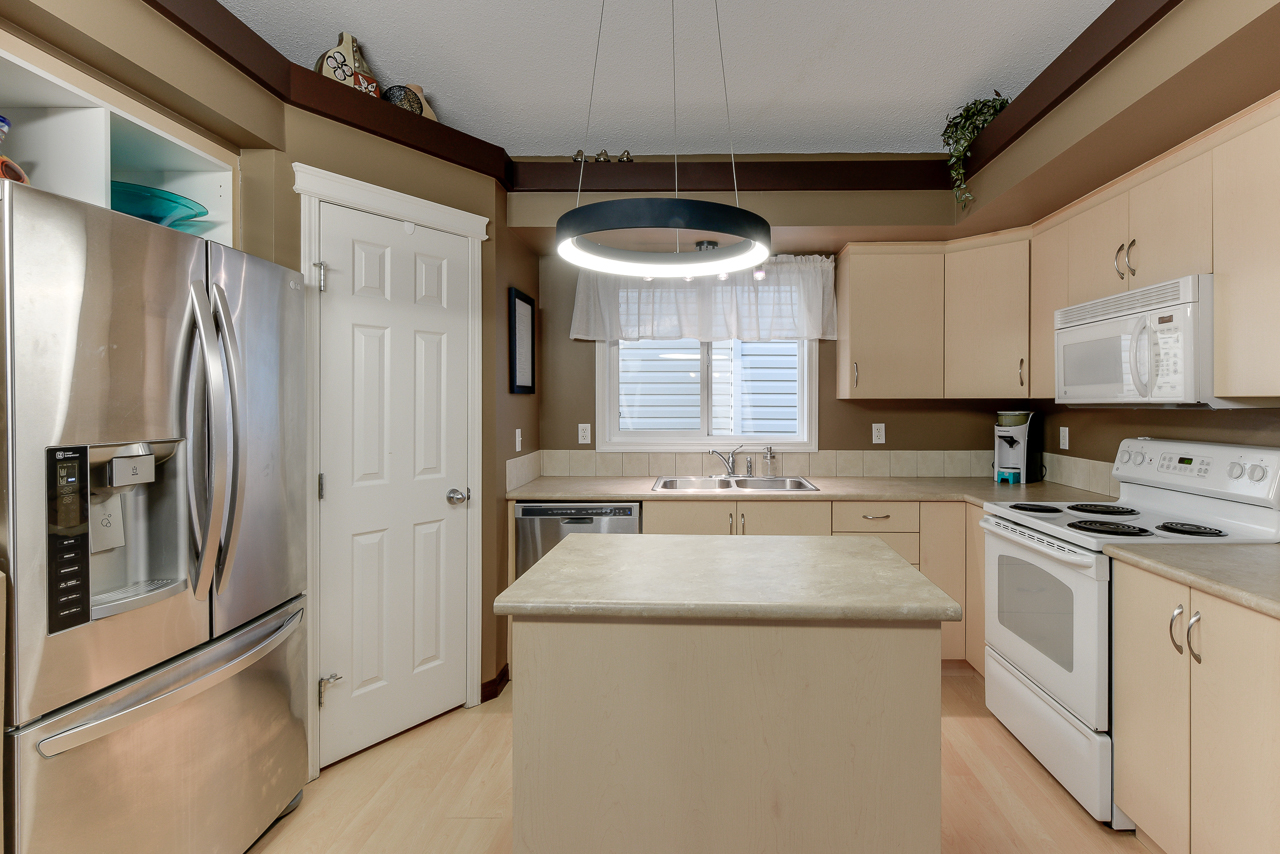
980,438 -> 1280,828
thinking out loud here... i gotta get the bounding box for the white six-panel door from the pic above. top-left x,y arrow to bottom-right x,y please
317,202 -> 471,765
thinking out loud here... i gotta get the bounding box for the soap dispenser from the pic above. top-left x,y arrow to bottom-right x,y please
762,446 -> 777,478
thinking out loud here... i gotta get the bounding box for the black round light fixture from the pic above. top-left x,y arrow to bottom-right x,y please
556,198 -> 770,278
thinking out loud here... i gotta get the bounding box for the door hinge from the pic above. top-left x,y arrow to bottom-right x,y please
319,673 -> 342,707
318,472 -> 325,500
313,261 -> 327,292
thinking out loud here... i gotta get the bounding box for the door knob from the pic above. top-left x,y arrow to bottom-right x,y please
446,488 -> 468,505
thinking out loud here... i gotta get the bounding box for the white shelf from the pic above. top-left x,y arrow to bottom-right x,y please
0,46 -> 233,243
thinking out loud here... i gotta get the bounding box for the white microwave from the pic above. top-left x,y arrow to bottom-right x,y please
1055,275 -> 1245,408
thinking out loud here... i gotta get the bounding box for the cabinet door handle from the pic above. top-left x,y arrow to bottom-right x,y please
1125,239 -> 1137,276
729,511 -> 734,535
740,513 -> 746,535
853,362 -> 858,389
1187,611 -> 1202,663
862,514 -> 890,520
1169,604 -> 1184,654
1019,358 -> 1025,387
1114,244 -> 1126,280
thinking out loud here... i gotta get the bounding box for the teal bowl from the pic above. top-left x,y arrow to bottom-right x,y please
110,181 -> 208,227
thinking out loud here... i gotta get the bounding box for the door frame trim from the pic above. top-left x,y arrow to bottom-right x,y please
294,163 -> 489,779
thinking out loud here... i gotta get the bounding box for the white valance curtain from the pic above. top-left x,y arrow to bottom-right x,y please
569,254 -> 836,342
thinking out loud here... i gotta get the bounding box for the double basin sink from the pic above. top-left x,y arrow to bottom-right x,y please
652,475 -> 819,492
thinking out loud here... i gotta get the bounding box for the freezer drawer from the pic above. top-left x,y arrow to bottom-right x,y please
6,597 -> 307,854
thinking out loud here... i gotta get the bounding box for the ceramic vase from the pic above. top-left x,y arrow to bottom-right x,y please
315,32 -> 380,97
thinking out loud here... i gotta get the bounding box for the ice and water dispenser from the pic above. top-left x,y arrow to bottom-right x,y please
46,440 -> 189,634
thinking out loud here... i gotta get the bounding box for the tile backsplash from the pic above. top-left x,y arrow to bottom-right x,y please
511,448 -> 1119,496
529,449 -> 999,480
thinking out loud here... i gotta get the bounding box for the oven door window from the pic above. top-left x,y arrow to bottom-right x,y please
997,555 -> 1074,671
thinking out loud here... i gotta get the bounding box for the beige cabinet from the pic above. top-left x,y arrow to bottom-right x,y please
1212,114 -> 1280,397
1114,562 -> 1191,854
1127,153 -> 1213,290
1188,590 -> 1280,854
964,504 -> 986,676
1067,193 -> 1129,306
643,501 -> 830,536
833,533 -> 919,564
1029,223 -> 1069,400
944,240 -> 1030,398
836,248 -> 944,398
832,501 -> 920,533
919,503 -> 966,659
1113,561 -> 1280,854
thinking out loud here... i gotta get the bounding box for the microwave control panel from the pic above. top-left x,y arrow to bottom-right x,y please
46,446 -> 91,634
1150,312 -> 1186,398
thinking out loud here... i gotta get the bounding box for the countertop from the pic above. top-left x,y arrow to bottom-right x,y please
493,533 -> 962,622
506,476 -> 1108,507
1104,543 -> 1280,621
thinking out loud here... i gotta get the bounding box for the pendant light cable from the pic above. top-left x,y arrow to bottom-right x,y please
576,0 -> 608,208
671,0 -> 680,253
712,0 -> 739,207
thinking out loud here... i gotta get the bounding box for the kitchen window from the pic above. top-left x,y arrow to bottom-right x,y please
596,337 -> 818,451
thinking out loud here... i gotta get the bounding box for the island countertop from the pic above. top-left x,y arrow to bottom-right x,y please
493,533 -> 962,622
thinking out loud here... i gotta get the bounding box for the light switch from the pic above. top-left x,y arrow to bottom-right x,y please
516,429 -> 522,452
1060,427 -> 1069,450
90,493 -> 126,553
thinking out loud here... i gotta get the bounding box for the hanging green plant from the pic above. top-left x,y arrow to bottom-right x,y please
941,90 -> 1011,209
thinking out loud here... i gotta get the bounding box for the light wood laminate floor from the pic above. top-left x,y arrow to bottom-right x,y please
251,663 -> 1147,854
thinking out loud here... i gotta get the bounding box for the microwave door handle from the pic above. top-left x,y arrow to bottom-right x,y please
211,282 -> 247,594
1130,318 -> 1150,399
189,280 -> 227,602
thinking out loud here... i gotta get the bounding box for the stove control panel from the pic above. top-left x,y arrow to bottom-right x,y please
1157,452 -> 1211,478
1114,439 -> 1280,508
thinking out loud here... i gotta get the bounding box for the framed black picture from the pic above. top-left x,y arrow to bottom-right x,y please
508,287 -> 535,394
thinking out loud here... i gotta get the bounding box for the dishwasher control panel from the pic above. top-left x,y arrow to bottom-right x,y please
515,504 -> 635,517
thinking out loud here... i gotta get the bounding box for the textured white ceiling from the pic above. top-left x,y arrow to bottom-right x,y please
217,0 -> 1113,156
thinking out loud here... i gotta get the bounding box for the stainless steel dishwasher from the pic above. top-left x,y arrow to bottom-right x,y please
514,502 -> 641,578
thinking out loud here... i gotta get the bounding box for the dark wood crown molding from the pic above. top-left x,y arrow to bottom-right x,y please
138,0 -> 1186,194
965,0 -> 1186,176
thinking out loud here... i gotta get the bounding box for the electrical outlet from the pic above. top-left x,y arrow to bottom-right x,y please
1060,427 -> 1069,450
578,423 -> 591,444
516,428 -> 522,453
872,423 -> 886,444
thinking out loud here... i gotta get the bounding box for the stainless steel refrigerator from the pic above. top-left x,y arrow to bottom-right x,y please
0,182 -> 308,854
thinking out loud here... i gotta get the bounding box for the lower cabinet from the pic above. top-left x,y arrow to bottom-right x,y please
642,501 -> 831,536
920,503 -> 966,660
1114,561 -> 1280,854
964,505 -> 986,676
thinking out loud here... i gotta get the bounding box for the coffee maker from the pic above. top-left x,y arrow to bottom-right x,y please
995,411 -> 1043,484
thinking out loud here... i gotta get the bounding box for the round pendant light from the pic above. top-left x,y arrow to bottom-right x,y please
556,198 -> 769,278
557,0 -> 768,279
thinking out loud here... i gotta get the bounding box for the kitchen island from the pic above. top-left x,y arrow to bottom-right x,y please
494,533 -> 961,854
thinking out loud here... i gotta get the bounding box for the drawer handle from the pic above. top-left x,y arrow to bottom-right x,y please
1169,604 -> 1184,655
862,514 -> 890,520
1187,611 -> 1202,664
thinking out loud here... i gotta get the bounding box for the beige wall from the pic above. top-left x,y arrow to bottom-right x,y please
539,255 -> 1022,452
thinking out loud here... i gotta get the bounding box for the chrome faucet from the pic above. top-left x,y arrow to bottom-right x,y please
709,445 -> 745,476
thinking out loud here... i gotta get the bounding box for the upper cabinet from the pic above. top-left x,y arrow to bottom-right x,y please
1127,153 -> 1213,290
1212,114 -> 1280,397
1029,223 -> 1068,399
836,248 -> 944,399
0,39 -> 235,244
1067,193 -> 1129,305
944,240 -> 1029,398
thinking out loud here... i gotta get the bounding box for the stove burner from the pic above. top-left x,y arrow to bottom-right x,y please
1068,520 -> 1153,537
1009,503 -> 1063,514
1068,503 -> 1139,516
1155,522 -> 1227,537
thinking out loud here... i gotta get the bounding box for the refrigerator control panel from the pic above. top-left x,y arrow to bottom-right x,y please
47,446 -> 90,634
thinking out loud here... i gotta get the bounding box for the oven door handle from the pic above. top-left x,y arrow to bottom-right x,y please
979,517 -> 1097,568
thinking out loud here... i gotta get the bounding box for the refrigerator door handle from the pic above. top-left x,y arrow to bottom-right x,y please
211,281 -> 247,593
190,279 -> 228,602
36,609 -> 303,758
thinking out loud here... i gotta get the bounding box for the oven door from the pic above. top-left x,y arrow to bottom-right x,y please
981,517 -> 1109,731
